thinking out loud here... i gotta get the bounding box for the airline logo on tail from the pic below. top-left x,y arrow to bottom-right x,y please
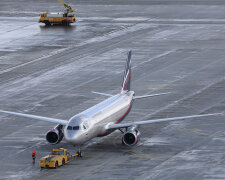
122,50 -> 132,92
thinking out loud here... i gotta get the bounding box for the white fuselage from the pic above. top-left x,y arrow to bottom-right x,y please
64,91 -> 134,146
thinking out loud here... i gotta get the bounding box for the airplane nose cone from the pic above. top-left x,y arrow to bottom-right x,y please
64,131 -> 84,145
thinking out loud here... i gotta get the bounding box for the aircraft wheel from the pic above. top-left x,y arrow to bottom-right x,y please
62,20 -> 68,26
55,161 -> 58,169
44,20 -> 50,26
77,151 -> 83,157
62,159 -> 65,165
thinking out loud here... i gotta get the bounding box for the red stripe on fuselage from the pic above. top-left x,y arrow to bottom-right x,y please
114,101 -> 132,124
97,101 -> 132,137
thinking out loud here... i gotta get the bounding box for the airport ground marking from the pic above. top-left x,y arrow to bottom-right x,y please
179,127 -> 209,136
112,134 -> 166,160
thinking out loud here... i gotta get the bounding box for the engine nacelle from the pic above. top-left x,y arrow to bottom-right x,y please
46,125 -> 64,144
122,126 -> 141,146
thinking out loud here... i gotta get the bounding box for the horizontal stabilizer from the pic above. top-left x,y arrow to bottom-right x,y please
92,91 -> 113,97
134,92 -> 170,100
0,109 -> 68,125
107,113 -> 223,130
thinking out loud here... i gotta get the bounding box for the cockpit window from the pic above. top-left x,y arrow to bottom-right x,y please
67,125 -> 80,130
83,125 -> 86,130
73,126 -> 79,130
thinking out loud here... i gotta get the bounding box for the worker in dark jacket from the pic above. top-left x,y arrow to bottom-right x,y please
32,150 -> 37,163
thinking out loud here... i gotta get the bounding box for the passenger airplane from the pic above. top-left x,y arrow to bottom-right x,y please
0,51 -> 221,156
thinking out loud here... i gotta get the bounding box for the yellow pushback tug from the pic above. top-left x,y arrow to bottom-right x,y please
39,0 -> 77,26
39,148 -> 78,169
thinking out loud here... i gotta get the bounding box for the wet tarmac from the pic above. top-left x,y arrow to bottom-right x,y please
0,0 -> 225,179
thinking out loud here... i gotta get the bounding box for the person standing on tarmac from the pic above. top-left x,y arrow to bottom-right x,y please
32,150 -> 36,163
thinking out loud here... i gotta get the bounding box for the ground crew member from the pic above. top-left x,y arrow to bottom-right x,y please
32,150 -> 36,163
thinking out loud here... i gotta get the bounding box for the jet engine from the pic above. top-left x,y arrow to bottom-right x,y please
46,125 -> 64,144
122,126 -> 140,146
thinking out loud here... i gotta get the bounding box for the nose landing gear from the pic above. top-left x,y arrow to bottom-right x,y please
76,146 -> 83,157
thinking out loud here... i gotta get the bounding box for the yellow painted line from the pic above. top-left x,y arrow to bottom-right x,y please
100,166 -> 148,173
113,134 -> 152,159
179,127 -> 209,136
147,83 -> 172,89
206,157 -> 225,167
202,122 -> 225,126
112,134 -> 167,160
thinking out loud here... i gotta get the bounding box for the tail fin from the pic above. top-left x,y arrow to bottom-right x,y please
122,50 -> 132,92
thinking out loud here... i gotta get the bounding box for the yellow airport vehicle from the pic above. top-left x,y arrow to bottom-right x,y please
39,148 -> 70,168
39,0 -> 77,26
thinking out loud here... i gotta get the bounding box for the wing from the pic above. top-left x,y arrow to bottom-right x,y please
107,113 -> 223,130
134,92 -> 170,100
92,91 -> 113,97
0,109 -> 68,125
